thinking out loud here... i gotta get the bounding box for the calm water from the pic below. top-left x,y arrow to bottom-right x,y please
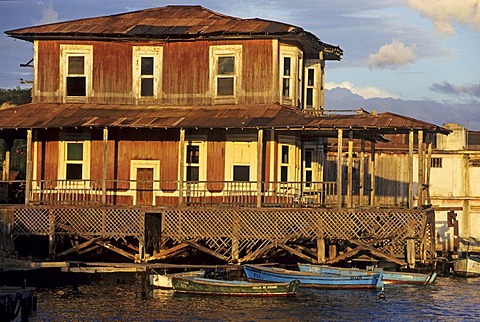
30,274 -> 479,322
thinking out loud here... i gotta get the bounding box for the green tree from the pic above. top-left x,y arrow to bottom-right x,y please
0,87 -> 31,177
0,87 -> 32,105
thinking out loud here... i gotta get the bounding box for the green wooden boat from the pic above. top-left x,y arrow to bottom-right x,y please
172,276 -> 300,297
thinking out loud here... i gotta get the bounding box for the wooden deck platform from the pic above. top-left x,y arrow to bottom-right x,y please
1,205 -> 436,269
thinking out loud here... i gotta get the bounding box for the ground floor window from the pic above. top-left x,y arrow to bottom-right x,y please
65,142 -> 84,180
233,165 -> 250,181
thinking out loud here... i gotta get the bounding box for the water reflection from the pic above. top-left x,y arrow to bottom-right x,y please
32,275 -> 480,321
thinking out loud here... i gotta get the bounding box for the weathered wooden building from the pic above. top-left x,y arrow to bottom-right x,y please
0,6 -> 449,267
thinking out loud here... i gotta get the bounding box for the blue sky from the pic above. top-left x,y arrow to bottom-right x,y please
1,0 -> 479,129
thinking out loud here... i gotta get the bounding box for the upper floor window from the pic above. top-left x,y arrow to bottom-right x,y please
279,46 -> 302,106
133,46 -> 162,100
217,56 -> 235,96
305,68 -> 315,108
60,45 -> 92,102
282,56 -> 292,98
210,45 -> 242,103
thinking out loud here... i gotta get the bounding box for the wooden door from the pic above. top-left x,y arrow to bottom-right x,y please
136,168 -> 153,206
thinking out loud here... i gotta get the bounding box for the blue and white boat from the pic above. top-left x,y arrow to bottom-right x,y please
297,263 -> 437,285
243,264 -> 384,290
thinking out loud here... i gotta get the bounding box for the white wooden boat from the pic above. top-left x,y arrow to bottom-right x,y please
149,270 -> 205,289
453,236 -> 480,277
298,263 -> 437,285
453,257 -> 480,277
244,264 -> 384,290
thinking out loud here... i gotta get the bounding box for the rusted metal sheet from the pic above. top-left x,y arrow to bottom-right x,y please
309,112 -> 450,134
0,103 -> 449,134
5,5 -> 342,59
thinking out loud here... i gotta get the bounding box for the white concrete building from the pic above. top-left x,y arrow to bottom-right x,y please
430,123 -> 480,253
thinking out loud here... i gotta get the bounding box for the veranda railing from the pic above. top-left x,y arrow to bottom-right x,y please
7,179 -> 338,207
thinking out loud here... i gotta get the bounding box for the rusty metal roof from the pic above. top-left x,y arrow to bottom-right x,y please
5,5 -> 342,60
308,112 -> 451,134
0,103 -> 449,135
0,103 -> 310,129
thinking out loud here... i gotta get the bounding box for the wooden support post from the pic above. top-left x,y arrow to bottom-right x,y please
417,130 -> 424,207
406,238 -> 416,268
25,129 -> 32,206
256,129 -> 263,208
347,131 -> 354,208
1,136 -> 13,181
336,129 -> 343,208
359,139 -> 365,207
102,127 -> 108,206
329,244 -> 337,261
408,130 -> 414,209
178,129 -> 185,207
317,238 -> 326,263
231,210 -> 240,263
319,51 -> 325,110
2,151 -> 10,181
426,139 -> 432,205
369,141 -> 376,206
48,209 -> 55,259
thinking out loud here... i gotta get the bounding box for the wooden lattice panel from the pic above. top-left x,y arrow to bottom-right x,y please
161,207 -> 428,263
164,208 -> 235,239
13,208 -> 50,236
13,207 -> 143,239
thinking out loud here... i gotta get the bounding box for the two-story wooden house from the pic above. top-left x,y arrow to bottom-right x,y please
1,6 -> 449,266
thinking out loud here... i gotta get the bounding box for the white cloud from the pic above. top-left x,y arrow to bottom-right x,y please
368,39 -> 417,69
32,2 -> 59,25
325,81 -> 399,99
407,0 -> 480,34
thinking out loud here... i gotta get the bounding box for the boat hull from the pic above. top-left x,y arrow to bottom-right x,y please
243,265 -> 383,290
453,257 -> 480,277
298,264 -> 437,285
172,277 -> 299,297
149,270 -> 205,289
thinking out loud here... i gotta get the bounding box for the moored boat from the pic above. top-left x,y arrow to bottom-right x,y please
149,270 -> 205,289
171,276 -> 300,297
298,263 -> 437,285
243,264 -> 383,290
453,256 -> 480,277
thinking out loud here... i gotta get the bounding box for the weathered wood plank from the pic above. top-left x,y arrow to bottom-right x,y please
96,241 -> 135,261
278,244 -> 316,264
184,240 -> 229,261
350,240 -> 407,266
145,243 -> 189,262
57,237 -> 104,257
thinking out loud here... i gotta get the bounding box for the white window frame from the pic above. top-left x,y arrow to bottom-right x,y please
304,60 -> 321,110
279,45 -> 302,106
58,132 -> 91,186
184,137 -> 207,182
133,46 -> 163,101
210,45 -> 242,103
60,45 -> 93,102
277,135 -> 300,182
